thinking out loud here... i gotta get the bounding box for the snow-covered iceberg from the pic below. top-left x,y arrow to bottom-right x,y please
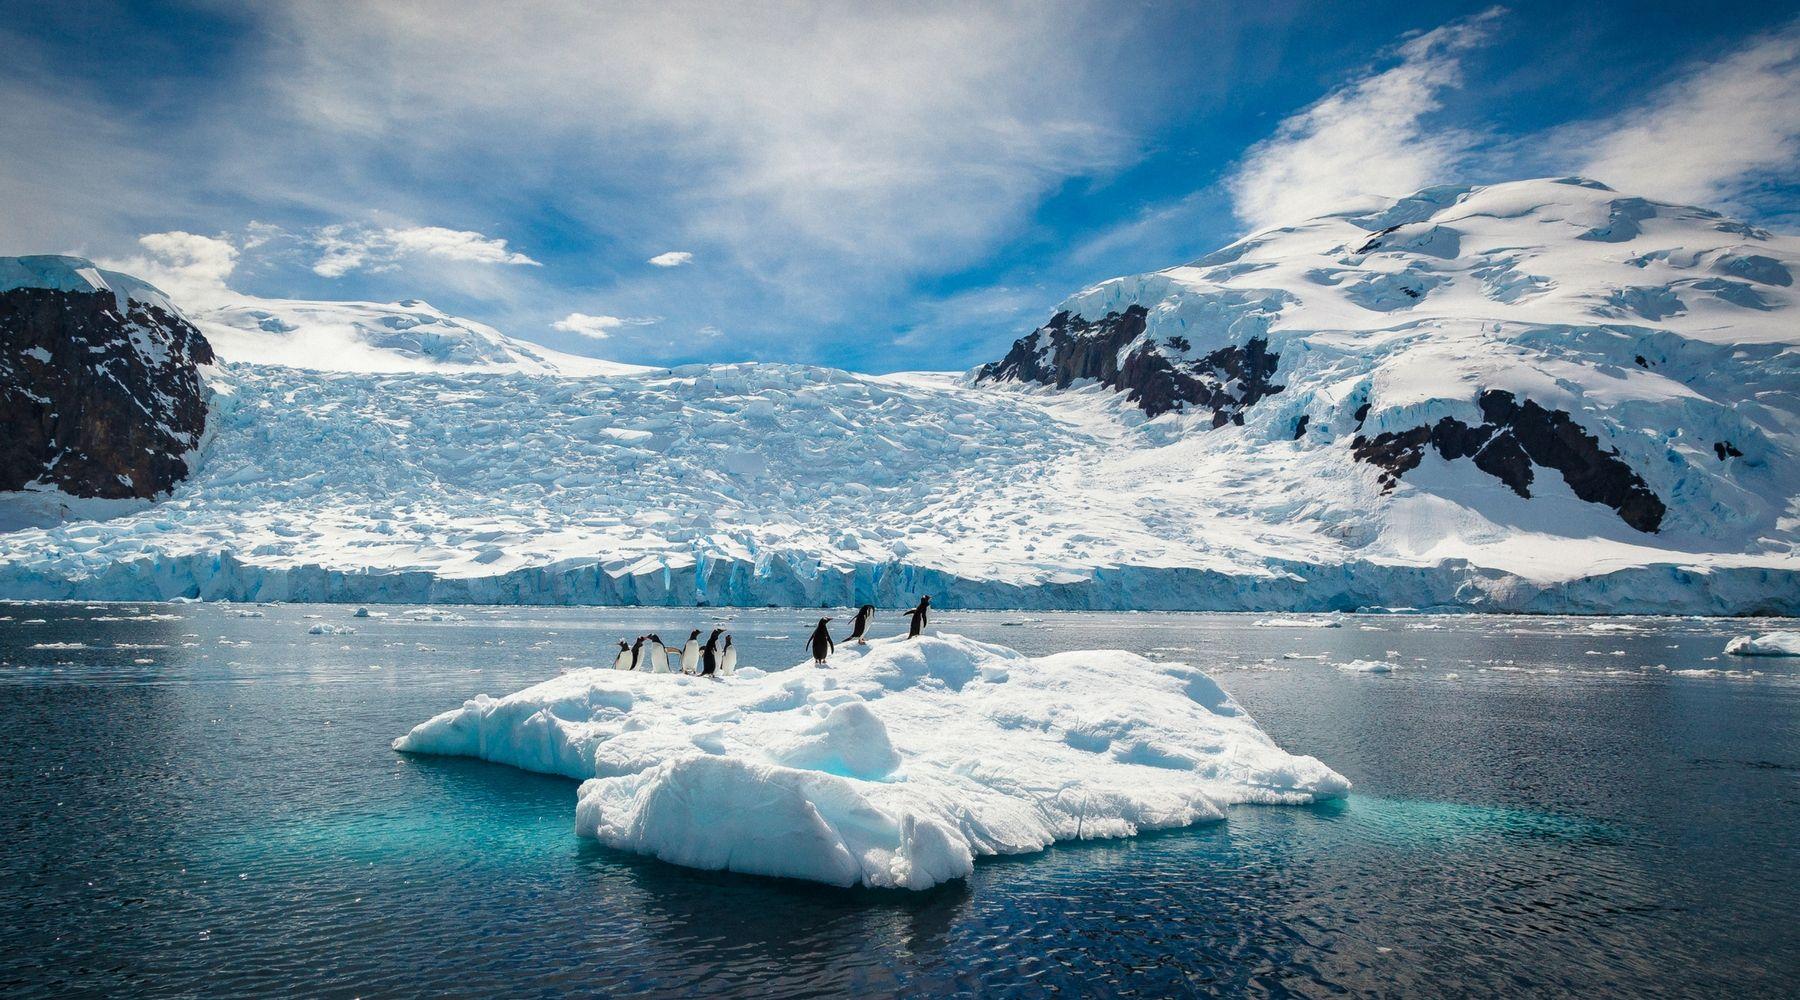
1724,631 -> 1800,657
394,633 -> 1348,888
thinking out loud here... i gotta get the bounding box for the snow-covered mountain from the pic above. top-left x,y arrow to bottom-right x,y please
0,256 -> 212,502
196,295 -> 647,375
0,179 -> 1795,613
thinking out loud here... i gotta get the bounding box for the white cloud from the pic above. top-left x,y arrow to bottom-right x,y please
1226,8 -> 1502,229
647,250 -> 693,267
1578,24 -> 1800,207
307,223 -> 539,277
264,3 -> 1135,279
102,231 -> 240,307
552,312 -> 630,339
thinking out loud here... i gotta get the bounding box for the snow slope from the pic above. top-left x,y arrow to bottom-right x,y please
196,295 -> 646,376
1,179 -> 1796,612
394,633 -> 1348,888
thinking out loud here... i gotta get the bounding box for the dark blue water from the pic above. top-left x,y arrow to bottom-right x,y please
2,604 -> 1796,997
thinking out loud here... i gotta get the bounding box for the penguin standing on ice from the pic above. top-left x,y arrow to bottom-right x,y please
613,640 -> 633,670
699,631 -> 722,677
902,596 -> 931,639
645,633 -> 669,673
628,636 -> 648,670
847,604 -> 876,645
807,618 -> 835,666
720,635 -> 737,676
679,629 -> 702,674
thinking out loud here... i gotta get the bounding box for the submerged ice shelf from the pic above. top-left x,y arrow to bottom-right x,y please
393,633 -> 1348,889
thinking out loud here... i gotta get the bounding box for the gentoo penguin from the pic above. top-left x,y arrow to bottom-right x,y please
699,632 -> 721,677
679,629 -> 702,674
628,636 -> 648,670
645,633 -> 669,673
847,604 -> 875,645
613,640 -> 633,670
902,596 -> 932,638
720,635 -> 737,676
807,618 -> 835,666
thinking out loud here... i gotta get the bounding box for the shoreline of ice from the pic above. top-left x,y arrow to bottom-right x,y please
393,633 -> 1349,889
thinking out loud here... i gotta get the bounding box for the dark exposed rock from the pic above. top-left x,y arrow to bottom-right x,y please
1351,389 -> 1666,533
1,285 -> 213,499
1714,441 -> 1743,460
976,306 -> 1284,421
1292,414 -> 1309,440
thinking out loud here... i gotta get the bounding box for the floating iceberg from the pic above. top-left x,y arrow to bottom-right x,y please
1724,631 -> 1800,657
1334,659 -> 1398,673
394,634 -> 1348,889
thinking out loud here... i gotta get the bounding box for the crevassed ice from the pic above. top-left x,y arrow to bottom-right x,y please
393,634 -> 1349,889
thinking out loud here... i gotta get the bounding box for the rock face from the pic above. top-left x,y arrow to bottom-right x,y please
975,305 -> 1284,422
1350,390 -> 1667,533
0,256 -> 214,499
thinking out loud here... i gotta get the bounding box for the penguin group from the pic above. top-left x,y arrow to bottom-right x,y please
614,627 -> 736,677
609,595 -> 933,674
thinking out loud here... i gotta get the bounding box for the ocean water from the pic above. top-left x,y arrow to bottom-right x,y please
1,603 -> 1796,998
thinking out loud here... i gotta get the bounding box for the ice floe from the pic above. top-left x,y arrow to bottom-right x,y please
1724,631 -> 1800,657
394,633 -> 1348,889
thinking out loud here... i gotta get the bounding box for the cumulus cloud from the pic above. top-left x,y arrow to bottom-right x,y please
551,312 -> 625,339
102,231 -> 240,307
1578,23 -> 1800,207
307,224 -> 539,277
1226,7 -> 1502,229
647,250 -> 693,267
551,312 -> 656,340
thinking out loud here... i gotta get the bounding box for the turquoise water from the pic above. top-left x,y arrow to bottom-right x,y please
2,604 -> 1796,997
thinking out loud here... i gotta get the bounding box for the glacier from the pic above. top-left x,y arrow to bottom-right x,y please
1,177 -> 1797,613
393,633 -> 1350,888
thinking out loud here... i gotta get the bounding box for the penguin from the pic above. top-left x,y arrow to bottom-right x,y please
645,633 -> 668,673
807,618 -> 835,666
628,636 -> 648,671
613,640 -> 633,671
720,635 -> 737,676
679,629 -> 702,674
847,604 -> 875,645
902,595 -> 931,638
699,632 -> 722,677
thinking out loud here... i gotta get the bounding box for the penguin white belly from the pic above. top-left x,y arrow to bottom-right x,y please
613,650 -> 632,670
680,641 -> 700,674
648,643 -> 667,673
720,646 -> 737,675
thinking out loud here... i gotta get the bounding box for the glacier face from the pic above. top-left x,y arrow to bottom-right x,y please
0,178 -> 1796,613
394,633 -> 1350,888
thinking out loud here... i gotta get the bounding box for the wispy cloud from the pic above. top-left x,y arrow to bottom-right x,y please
1576,21 -> 1800,208
551,312 -> 628,339
647,250 -> 693,267
310,224 -> 539,277
1226,7 -> 1503,230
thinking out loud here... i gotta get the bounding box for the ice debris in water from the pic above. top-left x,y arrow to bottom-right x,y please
1724,631 -> 1800,657
393,633 -> 1348,889
1335,659 -> 1399,673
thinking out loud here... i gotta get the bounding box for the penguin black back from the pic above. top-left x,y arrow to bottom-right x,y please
848,604 -> 875,641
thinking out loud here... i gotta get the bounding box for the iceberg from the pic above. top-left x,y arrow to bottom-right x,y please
1724,631 -> 1800,657
394,633 -> 1349,889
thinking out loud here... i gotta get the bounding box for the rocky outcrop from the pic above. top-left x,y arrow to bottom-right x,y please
1351,390 -> 1666,533
1,263 -> 213,499
976,306 -> 1283,422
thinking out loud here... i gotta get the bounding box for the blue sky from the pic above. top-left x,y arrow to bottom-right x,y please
3,1 -> 1798,372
